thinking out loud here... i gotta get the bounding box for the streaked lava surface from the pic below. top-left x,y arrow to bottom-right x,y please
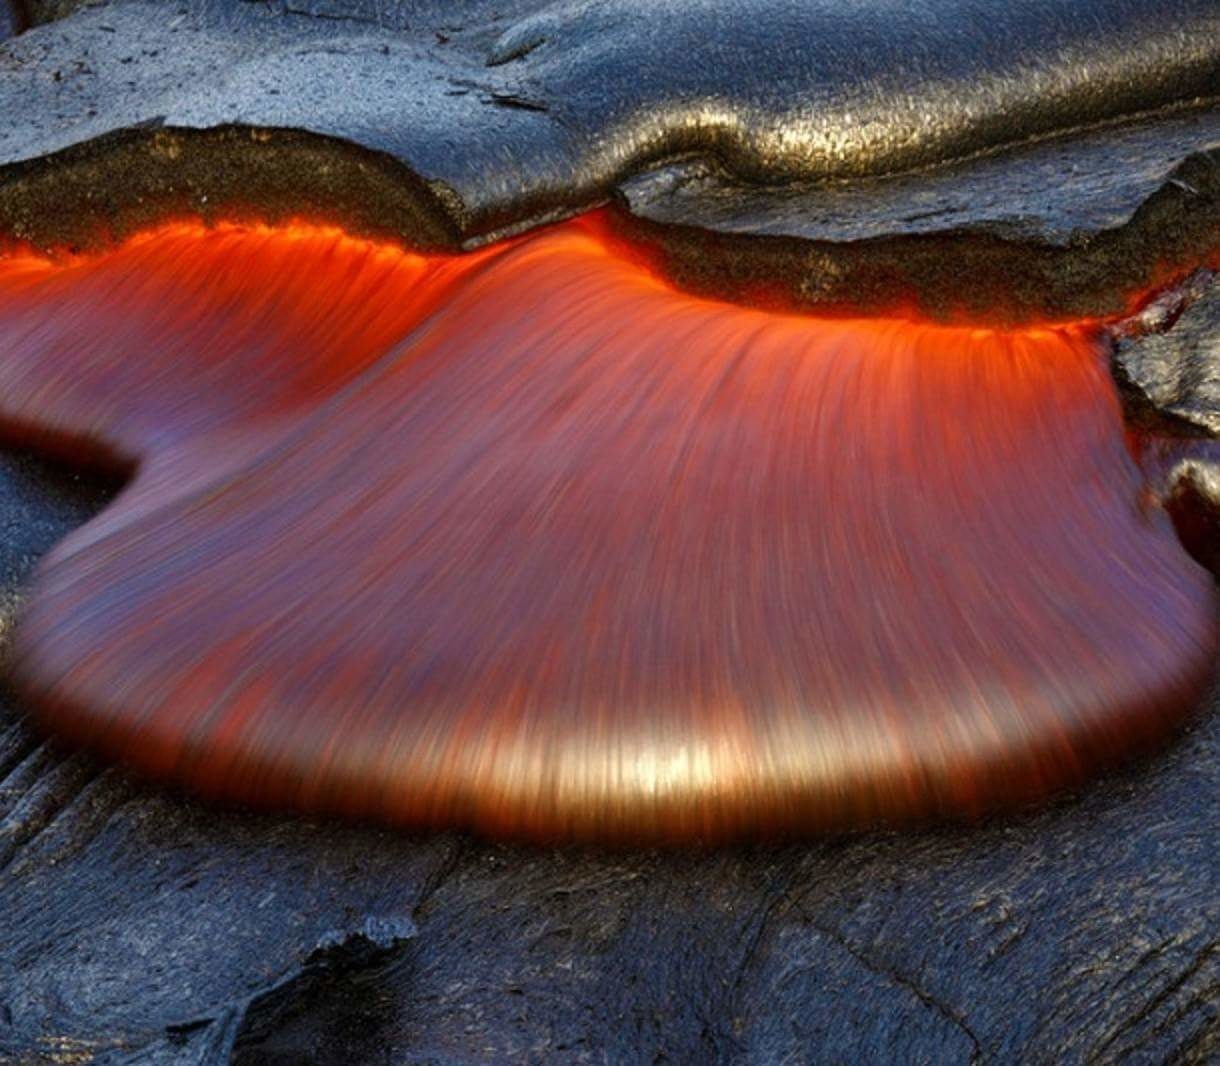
0,215 -> 1212,840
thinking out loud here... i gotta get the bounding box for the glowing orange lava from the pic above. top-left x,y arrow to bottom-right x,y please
0,213 -> 1213,841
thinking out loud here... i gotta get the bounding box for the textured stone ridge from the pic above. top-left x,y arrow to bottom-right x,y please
1113,274 -> 1220,579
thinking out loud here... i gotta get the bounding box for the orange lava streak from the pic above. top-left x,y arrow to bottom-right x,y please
0,213 -> 1213,841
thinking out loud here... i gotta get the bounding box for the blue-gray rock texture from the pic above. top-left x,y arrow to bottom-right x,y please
0,1 -> 1217,1062
0,5 -> 22,41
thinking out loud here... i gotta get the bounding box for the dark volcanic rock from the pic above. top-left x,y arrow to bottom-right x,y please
1114,275 -> 1220,574
1167,456 -> 1220,576
0,4 -> 21,41
1116,274 -> 1220,438
3,0 -> 1216,206
22,1 -> 83,22
613,147 -> 1220,322
621,109 -> 1220,248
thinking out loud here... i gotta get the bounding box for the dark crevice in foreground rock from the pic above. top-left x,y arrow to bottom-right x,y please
165,916 -> 419,1064
1165,459 -> 1220,577
0,2 -> 25,40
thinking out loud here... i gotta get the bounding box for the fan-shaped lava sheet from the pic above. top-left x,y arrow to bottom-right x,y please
0,215 -> 1213,841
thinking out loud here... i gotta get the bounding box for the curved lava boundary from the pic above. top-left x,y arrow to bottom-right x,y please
0,213 -> 1213,841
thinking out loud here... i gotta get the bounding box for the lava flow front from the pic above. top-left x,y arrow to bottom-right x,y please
0,214 -> 1212,841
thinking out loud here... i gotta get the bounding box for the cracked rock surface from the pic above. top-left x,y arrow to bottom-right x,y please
0,1 -> 1216,1062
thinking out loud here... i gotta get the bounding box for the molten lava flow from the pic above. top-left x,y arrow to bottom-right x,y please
0,214 -> 1213,841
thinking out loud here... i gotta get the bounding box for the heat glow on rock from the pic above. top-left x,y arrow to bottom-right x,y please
0,214 -> 1213,841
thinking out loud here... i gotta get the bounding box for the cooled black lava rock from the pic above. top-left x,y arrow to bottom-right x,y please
1117,275 -> 1220,438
